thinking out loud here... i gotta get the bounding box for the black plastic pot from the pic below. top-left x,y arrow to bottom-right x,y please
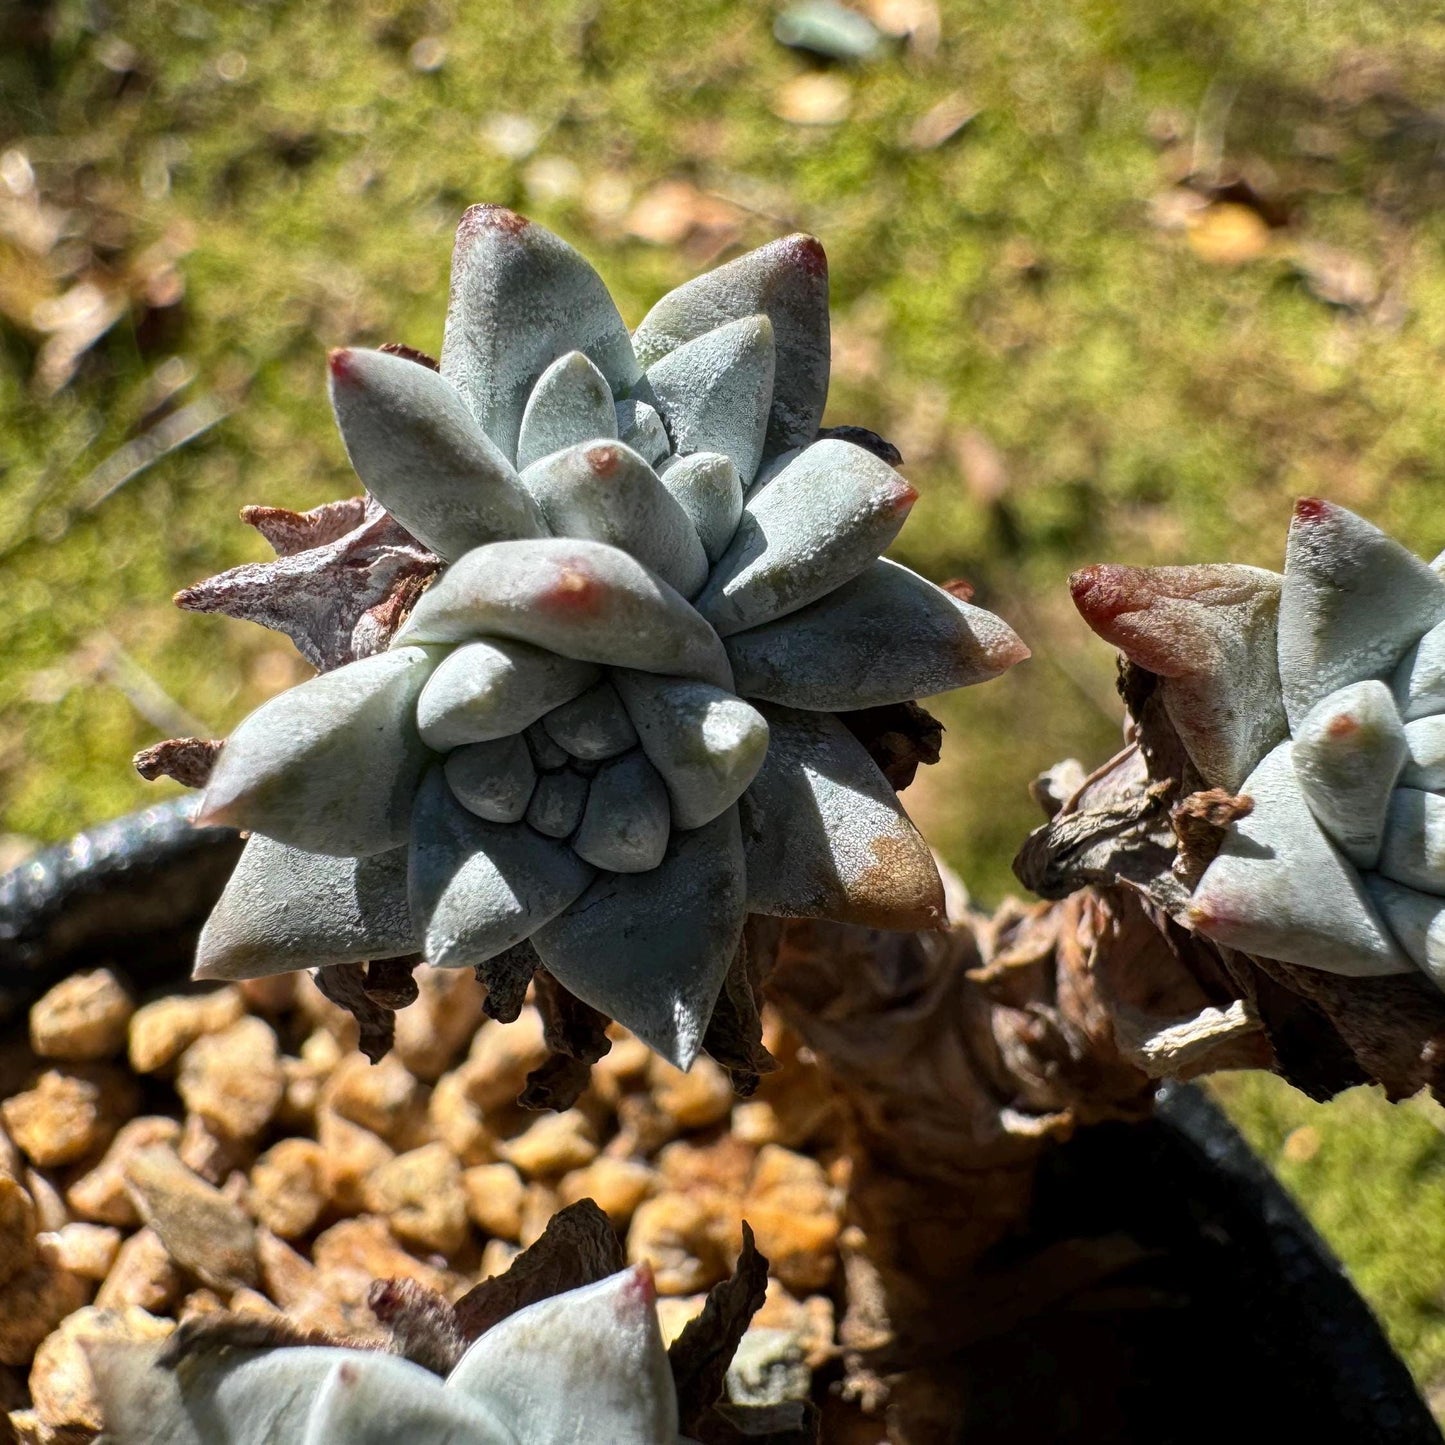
1,806 -> 1439,1443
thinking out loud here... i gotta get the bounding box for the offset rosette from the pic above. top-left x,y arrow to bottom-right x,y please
170,206 -> 1029,1069
1072,499 -> 1445,991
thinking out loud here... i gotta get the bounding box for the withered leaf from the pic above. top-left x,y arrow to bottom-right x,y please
132,736 -> 223,788
312,961 -> 395,1064
451,1199 -> 625,1343
368,1277 -> 465,1376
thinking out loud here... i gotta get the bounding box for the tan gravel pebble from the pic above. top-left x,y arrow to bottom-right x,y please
65,1117 -> 181,1227
461,1162 -> 525,1241
0,1245 -> 89,1368
0,1176 -> 37,1288
627,1193 -> 729,1295
93,1228 -> 181,1314
36,1225 -> 119,1283
500,1108 -> 597,1178
558,1156 -> 654,1227
178,1113 -> 254,1186
123,1146 -> 257,1292
427,1067 -> 497,1166
311,1217 -> 456,1325
28,973 -> 133,1064
249,1138 -> 327,1239
176,1016 -> 283,1141
316,1108 -> 394,1215
649,1056 -> 734,1131
464,1012 -> 548,1112
742,1145 -> 842,1294
237,973 -> 297,1015
127,988 -> 243,1074
321,1053 -> 423,1146
255,1229 -> 318,1312
23,1173 -> 67,1235
478,1238 -> 518,1280
518,1183 -> 561,1248
362,1143 -> 468,1257
393,969 -> 487,1083
656,1134 -> 755,1197
654,1293 -> 708,1347
27,1306 -> 173,1431
2,1068 -> 138,1170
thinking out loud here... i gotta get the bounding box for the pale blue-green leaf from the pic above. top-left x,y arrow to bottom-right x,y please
1378,788 -> 1445,898
448,1266 -> 677,1444
444,735 -> 537,823
531,810 -> 746,1068
613,671 -> 769,829
657,451 -> 743,564
644,314 -> 774,483
327,347 -> 545,562
1189,741 -> 1412,974
1403,715 -> 1445,791
525,769 -> 591,838
393,538 -> 733,688
739,703 -> 943,930
632,234 -> 829,457
440,205 -> 640,461
542,678 -> 638,760
693,440 -> 916,637
726,558 -> 1029,709
616,398 -> 671,467
572,751 -> 671,872
1393,617 -> 1445,723
520,441 -> 708,598
514,350 -> 618,471
409,768 -> 593,968
1366,875 -> 1445,992
198,648 -> 438,856
1290,680 -> 1406,869
194,835 -> 415,982
416,638 -> 598,750
1278,500 -> 1445,729
526,719 -> 570,771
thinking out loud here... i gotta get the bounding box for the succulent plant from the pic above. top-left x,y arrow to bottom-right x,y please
1071,498 -> 1445,991
88,1264 -> 687,1443
156,205 -> 1028,1069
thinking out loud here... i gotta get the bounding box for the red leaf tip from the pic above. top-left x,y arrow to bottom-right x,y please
781,233 -> 828,278
585,443 -> 623,479
1293,496 -> 1332,524
328,348 -> 359,384
457,203 -> 530,239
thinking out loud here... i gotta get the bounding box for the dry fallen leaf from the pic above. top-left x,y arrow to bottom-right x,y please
771,74 -> 853,127
905,92 -> 978,150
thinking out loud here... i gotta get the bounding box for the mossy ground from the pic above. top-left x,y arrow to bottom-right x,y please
4,0 -> 1445,1410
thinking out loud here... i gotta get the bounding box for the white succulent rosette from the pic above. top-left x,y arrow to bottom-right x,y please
1072,498 -> 1445,991
88,1264 -> 691,1444
181,206 -> 1029,1069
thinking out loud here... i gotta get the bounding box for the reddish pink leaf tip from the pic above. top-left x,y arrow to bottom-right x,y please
457,203 -> 529,240
620,1260 -> 657,1308
328,348 -> 359,384
540,560 -> 606,617
1293,496 -> 1332,524
887,480 -> 919,516
1068,563 -> 1135,626
585,443 -> 623,479
782,233 -> 828,278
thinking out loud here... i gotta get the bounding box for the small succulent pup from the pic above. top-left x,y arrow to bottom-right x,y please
89,1264 -> 688,1443
154,206 -> 1028,1069
1072,498 -> 1445,990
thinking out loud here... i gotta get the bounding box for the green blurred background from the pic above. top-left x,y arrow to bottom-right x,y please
4,0 -> 1445,1412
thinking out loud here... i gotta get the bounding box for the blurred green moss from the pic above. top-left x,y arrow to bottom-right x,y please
5,0 -> 1445,1404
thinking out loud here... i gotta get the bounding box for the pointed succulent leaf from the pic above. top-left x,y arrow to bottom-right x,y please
526,720 -> 570,771
514,350 -> 618,471
1278,498 -> 1445,728
447,1265 -> 677,1443
416,638 -> 599,750
393,538 -> 734,688
644,314 -> 775,482
1189,742 -> 1412,975
615,399 -> 671,467
1378,788 -> 1445,898
444,736 -> 537,823
520,441 -> 709,598
194,835 -> 416,981
1393,617 -> 1445,723
633,233 -> 830,456
303,1349 -> 515,1445
198,647 -> 438,856
728,557 -> 1029,710
1070,562 -> 1287,792
572,751 -> 671,872
530,810 -> 746,1068
694,439 -> 917,637
613,671 -> 770,829
1290,680 -> 1407,870
657,451 -> 744,564
440,205 -> 640,461
1403,716 -> 1445,791
327,347 -> 546,562
409,768 -> 594,968
86,1342 -> 380,1445
542,678 -> 638,760
1366,876 -> 1445,991
745,445 -> 801,501
740,702 -> 945,930
525,769 -> 591,838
